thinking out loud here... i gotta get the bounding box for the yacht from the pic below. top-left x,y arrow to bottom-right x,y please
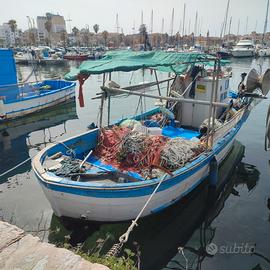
232,39 -> 255,58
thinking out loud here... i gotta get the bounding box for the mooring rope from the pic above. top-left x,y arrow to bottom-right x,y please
106,173 -> 168,257
178,247 -> 189,270
0,157 -> 32,178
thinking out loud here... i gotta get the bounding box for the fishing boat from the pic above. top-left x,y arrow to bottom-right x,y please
231,39 -> 255,58
32,51 -> 269,222
0,49 -> 76,121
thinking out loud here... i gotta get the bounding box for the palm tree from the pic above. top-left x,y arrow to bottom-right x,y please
72,27 -> 79,46
44,17 -> 52,46
93,24 -> 99,46
102,30 -> 109,46
139,24 -> 152,50
8,19 -> 17,46
93,24 -> 99,34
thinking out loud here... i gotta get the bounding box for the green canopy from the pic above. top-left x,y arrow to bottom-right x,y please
64,50 -> 225,81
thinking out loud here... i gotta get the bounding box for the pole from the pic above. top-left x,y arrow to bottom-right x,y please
154,70 -> 162,102
99,73 -> 106,127
206,60 -> 217,150
210,59 -> 221,146
101,85 -> 228,108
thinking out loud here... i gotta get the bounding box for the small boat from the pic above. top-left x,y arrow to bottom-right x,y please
231,39 -> 255,58
32,51 -> 269,222
63,54 -> 89,61
216,48 -> 232,59
15,47 -> 68,66
0,49 -> 76,121
256,45 -> 270,57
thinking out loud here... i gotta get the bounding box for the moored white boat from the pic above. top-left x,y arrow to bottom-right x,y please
32,51 -> 269,222
232,39 -> 255,58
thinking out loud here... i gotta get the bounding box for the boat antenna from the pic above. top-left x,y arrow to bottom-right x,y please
262,0 -> 269,43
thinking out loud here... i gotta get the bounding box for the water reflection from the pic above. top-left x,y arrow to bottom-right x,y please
47,141 -> 261,270
0,101 -> 77,181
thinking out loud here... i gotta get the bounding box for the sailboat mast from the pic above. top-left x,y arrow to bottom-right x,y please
263,0 -> 269,42
237,19 -> 240,36
161,17 -> 164,34
150,9 -> 153,34
194,11 -> 198,36
245,16 -> 249,35
223,0 -> 230,38
228,16 -> 232,36
182,3 -> 186,36
170,8 -> 175,37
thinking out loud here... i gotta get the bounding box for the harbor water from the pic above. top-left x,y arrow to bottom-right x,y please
0,58 -> 270,270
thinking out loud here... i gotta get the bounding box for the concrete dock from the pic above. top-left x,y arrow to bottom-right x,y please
0,221 -> 110,270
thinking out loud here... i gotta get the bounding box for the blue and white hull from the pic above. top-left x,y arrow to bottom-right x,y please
0,80 -> 76,121
33,108 -> 249,222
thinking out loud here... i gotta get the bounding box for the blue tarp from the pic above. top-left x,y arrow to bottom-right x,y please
0,49 -> 19,100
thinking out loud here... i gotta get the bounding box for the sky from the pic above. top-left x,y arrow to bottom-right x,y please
0,0 -> 269,36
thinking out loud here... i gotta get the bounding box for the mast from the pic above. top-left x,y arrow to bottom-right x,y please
223,0 -> 230,38
263,0 -> 269,42
194,11 -> 198,36
182,3 -> 186,36
170,8 -> 175,37
245,16 -> 249,35
141,10 -> 144,25
150,9 -> 153,34
237,19 -> 240,36
228,16 -> 232,37
161,17 -> 164,34
116,13 -> 120,34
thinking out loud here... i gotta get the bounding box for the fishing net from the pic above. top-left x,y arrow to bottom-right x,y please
160,138 -> 205,170
94,125 -> 205,178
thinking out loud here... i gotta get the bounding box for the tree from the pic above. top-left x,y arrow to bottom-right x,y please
44,16 -> 52,46
72,27 -> 79,36
93,24 -> 99,46
93,24 -> 99,34
82,29 -> 90,47
139,24 -> 151,50
8,19 -> 17,33
102,30 -> 109,46
72,27 -> 80,46
8,19 -> 17,46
